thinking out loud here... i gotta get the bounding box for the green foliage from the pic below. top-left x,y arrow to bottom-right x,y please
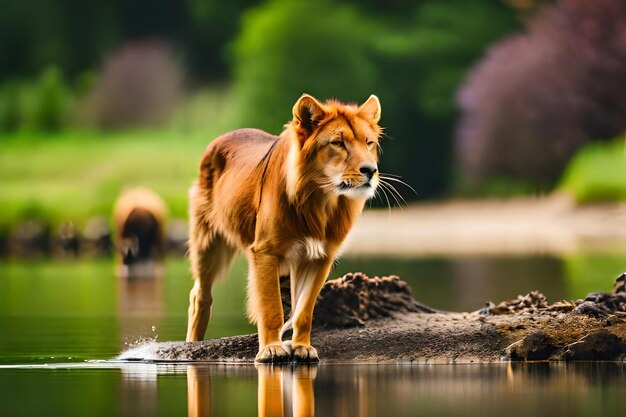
0,1 -> 120,80
559,136 -> 626,203
0,0 -> 258,82
232,0 -> 519,196
233,0 -> 378,133
0,0 -> 521,198
32,67 -> 69,131
456,0 -> 626,187
0,67 -> 71,133
374,1 -> 519,197
0,86 -> 239,229
0,82 -> 22,131
375,1 -> 517,118
187,0 -> 263,79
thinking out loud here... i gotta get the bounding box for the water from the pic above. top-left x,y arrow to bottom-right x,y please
0,256 -> 625,416
1,362 -> 624,417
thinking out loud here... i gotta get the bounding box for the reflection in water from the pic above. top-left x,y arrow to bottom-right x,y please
256,365 -> 284,417
188,365 -> 212,417
256,365 -> 316,417
114,362 -> 626,417
2,257 -> 626,416
121,364 -> 159,417
335,256 -> 569,311
1,255 -> 623,364
288,366 -> 316,417
117,275 -> 164,349
185,364 -> 317,417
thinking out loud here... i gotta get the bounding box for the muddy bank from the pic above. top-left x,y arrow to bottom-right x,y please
118,272 -> 626,363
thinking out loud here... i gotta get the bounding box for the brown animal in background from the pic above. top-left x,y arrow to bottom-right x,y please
113,187 -> 167,279
186,94 -> 383,363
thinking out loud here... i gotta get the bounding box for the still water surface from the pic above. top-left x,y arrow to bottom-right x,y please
0,256 -> 624,416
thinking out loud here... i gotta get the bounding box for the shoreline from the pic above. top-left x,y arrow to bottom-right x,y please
345,194 -> 626,256
117,273 -> 626,364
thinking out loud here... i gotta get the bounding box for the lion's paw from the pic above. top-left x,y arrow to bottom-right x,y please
255,344 -> 291,363
290,343 -> 319,363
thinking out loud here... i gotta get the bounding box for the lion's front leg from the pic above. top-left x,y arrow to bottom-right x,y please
248,251 -> 290,363
288,258 -> 334,362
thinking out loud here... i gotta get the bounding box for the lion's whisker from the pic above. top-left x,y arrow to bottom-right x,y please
374,184 -> 392,213
381,180 -> 407,207
379,174 -> 418,197
379,180 -> 404,209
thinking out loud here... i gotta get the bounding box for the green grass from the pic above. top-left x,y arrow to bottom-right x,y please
0,86 -> 242,229
559,135 -> 626,203
0,129 -> 218,228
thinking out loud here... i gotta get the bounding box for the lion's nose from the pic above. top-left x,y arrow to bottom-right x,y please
359,164 -> 377,180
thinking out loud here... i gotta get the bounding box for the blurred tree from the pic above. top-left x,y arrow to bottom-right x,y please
456,0 -> 626,186
373,1 -> 518,197
337,0 -> 420,16
0,0 -> 259,83
82,42 -> 183,129
0,0 -> 121,79
232,1 -> 378,133
0,0 -> 64,78
187,0 -> 263,80
32,67 -> 69,132
0,0 -> 523,194
58,1 -> 122,77
232,0 -> 518,198
0,83 -> 22,132
0,67 -> 71,133
120,0 -> 186,41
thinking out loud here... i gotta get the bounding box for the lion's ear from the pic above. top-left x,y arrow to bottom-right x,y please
292,94 -> 326,135
358,95 -> 381,123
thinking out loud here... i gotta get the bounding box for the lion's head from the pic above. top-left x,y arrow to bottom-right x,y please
288,94 -> 383,201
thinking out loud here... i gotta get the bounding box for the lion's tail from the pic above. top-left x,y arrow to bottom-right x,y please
280,318 -> 293,341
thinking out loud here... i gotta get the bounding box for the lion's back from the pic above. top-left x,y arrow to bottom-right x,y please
201,128 -> 278,173
194,128 -> 279,247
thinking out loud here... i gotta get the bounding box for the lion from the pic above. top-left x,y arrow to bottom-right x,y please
113,187 -> 167,279
186,94 -> 383,362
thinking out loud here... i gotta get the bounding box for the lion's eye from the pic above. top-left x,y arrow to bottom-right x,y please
330,140 -> 344,147
366,140 -> 376,148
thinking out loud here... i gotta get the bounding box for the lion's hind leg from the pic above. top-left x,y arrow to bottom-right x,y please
186,183 -> 236,342
186,230 -> 236,342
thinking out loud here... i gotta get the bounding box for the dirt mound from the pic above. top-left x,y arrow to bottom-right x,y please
312,272 -> 435,328
118,272 -> 626,364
